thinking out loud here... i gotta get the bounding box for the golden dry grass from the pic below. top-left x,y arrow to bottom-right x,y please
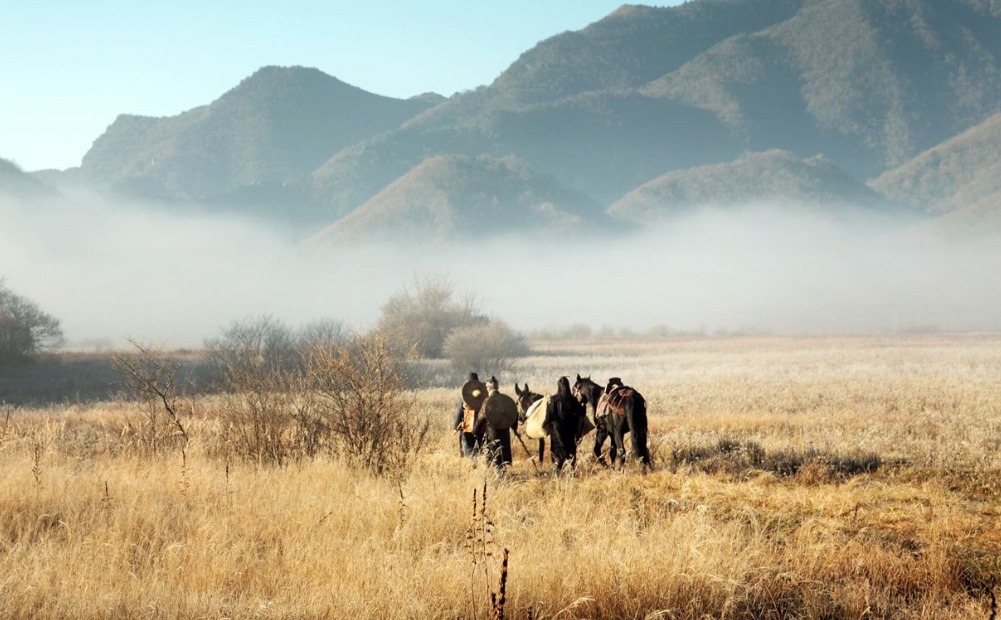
2,334 -> 1001,618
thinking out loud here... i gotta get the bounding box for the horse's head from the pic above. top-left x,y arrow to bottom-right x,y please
572,373 -> 601,406
514,382 -> 543,422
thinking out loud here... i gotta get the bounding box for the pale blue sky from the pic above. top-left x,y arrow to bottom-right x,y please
2,1 -> 682,172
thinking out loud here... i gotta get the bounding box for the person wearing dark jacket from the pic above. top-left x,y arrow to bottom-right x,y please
546,376 -> 585,472
454,372 -> 483,457
474,376 -> 518,476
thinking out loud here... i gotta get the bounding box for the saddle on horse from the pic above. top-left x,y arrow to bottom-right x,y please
596,385 -> 641,419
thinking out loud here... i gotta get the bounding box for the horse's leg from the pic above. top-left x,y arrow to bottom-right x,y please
564,422 -> 578,473
593,423 -> 609,466
538,438 -> 546,464
611,415 -> 627,465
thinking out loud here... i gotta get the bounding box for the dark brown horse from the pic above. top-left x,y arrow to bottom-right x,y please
573,374 -> 650,466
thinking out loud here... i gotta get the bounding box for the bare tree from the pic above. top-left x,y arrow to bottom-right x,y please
0,278 -> 64,366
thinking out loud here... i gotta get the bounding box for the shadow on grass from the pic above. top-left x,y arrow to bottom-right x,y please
666,436 -> 886,481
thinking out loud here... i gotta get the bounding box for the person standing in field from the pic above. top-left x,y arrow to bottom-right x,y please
547,375 -> 585,472
454,372 -> 485,458
474,375 -> 519,477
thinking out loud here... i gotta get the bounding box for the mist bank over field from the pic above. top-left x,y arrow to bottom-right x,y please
2,191 -> 1000,350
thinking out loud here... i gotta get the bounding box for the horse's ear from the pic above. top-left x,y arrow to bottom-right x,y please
515,383 -> 522,395
576,373 -> 582,382
525,383 -> 530,392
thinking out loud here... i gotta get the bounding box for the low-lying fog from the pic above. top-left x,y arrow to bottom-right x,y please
3,193 -> 1000,349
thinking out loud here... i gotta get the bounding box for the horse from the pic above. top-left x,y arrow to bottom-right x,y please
573,374 -> 650,466
514,383 -> 546,464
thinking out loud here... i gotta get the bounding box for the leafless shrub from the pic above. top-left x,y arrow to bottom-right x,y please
306,332 -> 428,476
204,316 -> 308,465
204,317 -> 427,473
112,340 -> 189,455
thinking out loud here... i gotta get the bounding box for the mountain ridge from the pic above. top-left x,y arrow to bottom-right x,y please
79,65 -> 438,199
21,0 -> 1001,244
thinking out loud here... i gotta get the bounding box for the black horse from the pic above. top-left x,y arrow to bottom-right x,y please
514,382 -> 546,464
573,374 -> 650,466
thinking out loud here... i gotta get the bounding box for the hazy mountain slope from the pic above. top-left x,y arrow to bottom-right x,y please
307,0 -> 1001,221
307,155 -> 607,245
645,0 -> 1001,177
79,66 -> 436,199
56,0 -> 1001,240
490,0 -> 805,105
608,149 -> 889,224
306,90 -> 740,219
920,191 -> 1001,237
306,118 -> 497,219
0,158 -> 58,203
302,0 -> 804,217
869,112 -> 1001,214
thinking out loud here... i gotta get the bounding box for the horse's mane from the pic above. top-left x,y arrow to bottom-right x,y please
576,376 -> 603,399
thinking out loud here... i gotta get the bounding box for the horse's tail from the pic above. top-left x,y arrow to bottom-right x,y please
627,395 -> 650,465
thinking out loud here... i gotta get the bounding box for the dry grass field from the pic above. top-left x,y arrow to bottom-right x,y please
2,334 -> 1001,618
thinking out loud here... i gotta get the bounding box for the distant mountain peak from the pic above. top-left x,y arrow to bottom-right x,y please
216,65 -> 358,104
79,65 -> 437,199
609,149 -> 889,224
307,154 -> 606,246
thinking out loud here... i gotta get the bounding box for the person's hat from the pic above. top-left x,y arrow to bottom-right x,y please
467,372 -> 479,382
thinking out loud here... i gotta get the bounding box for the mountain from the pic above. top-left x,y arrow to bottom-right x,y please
34,0 -> 1001,242
489,0 -> 806,106
643,0 -> 1001,177
305,89 -> 740,221
869,112 -> 1001,215
302,0 -> 1001,223
307,155 -> 609,245
79,66 -> 437,199
608,149 -> 890,224
0,158 -> 58,203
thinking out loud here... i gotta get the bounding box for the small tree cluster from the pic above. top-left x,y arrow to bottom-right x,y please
376,276 -> 531,376
377,275 -> 486,358
0,279 -> 64,367
443,321 -> 529,376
